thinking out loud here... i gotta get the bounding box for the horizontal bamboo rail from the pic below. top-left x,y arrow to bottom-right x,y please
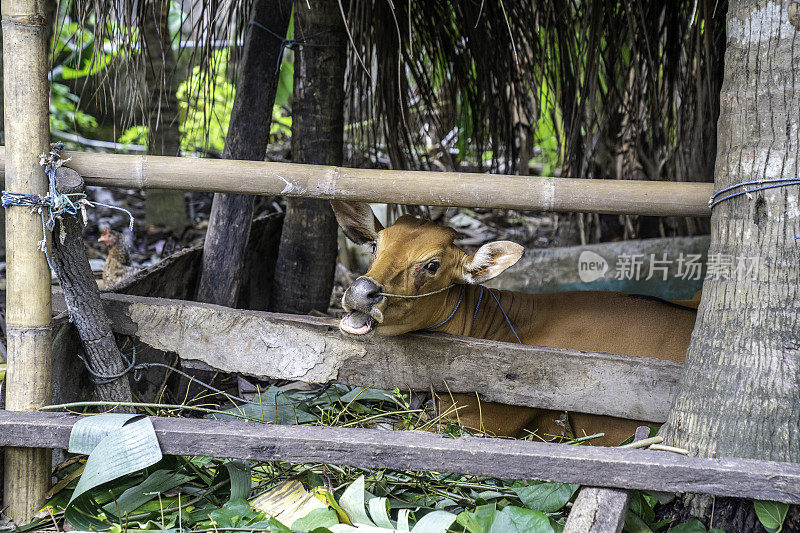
2,411 -> 800,504
0,147 -> 713,216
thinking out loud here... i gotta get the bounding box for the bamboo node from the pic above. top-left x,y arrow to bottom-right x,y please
2,14 -> 47,26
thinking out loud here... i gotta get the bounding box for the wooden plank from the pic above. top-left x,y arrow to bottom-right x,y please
52,292 -> 683,422
108,212 -> 282,310
0,147 -> 713,217
1,411 -> 799,504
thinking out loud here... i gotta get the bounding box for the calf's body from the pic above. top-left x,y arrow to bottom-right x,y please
430,286 -> 694,444
331,203 -> 696,446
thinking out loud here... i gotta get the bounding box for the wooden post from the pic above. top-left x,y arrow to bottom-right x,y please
271,0 -> 345,314
196,0 -> 292,308
1,0 -> 53,522
49,168 -> 134,406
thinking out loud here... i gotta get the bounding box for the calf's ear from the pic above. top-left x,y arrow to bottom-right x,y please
330,200 -> 384,244
458,241 -> 524,284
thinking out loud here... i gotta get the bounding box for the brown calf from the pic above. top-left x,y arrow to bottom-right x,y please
332,201 -> 696,446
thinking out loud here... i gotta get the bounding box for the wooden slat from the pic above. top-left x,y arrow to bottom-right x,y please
0,147 -> 713,216
52,292 -> 683,422
1,411 -> 799,503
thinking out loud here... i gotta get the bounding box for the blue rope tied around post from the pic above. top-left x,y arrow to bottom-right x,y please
709,178 -> 800,209
1,144 -> 135,269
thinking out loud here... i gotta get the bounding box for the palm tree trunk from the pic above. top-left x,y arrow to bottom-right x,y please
661,0 -> 800,527
195,0 -> 292,308
143,0 -> 186,229
271,0 -> 345,314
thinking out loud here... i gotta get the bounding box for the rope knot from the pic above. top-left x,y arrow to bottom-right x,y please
2,143 -> 135,270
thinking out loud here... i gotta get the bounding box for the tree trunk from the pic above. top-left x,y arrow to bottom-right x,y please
195,0 -> 292,308
271,0 -> 345,314
142,0 -> 186,229
661,0 -> 800,527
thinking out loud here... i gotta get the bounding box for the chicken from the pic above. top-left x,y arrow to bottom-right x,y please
98,228 -> 137,287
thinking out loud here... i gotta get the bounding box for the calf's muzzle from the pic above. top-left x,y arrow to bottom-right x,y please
340,276 -> 384,337
343,276 -> 383,312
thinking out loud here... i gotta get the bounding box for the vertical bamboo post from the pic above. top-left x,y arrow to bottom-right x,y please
2,0 -> 53,522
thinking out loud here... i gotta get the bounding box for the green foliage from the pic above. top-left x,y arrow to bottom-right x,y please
118,125 -> 148,148
666,519 -> 725,532
206,385 -> 400,426
48,4 -> 295,152
167,1 -> 185,45
176,50 -> 236,153
529,84 -> 561,176
195,498 -> 274,530
292,508 -> 340,531
37,390 -> 591,533
36,385 -> 765,533
65,415 -> 164,530
755,500 -> 789,533
47,16 -> 108,136
275,49 -> 294,108
457,504 -> 557,533
175,48 -> 293,153
271,106 -> 293,144
51,19 -> 108,81
49,82 -> 99,134
512,481 -> 578,514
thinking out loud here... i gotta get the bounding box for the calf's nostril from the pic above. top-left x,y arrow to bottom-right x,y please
348,277 -> 383,307
366,286 -> 382,302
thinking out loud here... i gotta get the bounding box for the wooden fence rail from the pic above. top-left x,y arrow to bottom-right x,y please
2,411 -> 799,504
52,291 -> 683,422
0,147 -> 713,216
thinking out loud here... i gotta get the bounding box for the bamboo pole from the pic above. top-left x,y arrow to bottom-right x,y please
0,148 -> 713,217
1,0 -> 53,522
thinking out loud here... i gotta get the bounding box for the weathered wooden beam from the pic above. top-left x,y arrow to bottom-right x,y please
0,147 -> 713,217
487,236 -> 710,301
52,292 -> 682,422
1,411 -> 799,503
1,0 -> 54,519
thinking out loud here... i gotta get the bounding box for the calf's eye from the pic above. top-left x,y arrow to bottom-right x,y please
370,242 -> 377,255
424,260 -> 440,273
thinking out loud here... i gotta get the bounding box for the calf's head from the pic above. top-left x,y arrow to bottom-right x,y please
332,201 -> 524,338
